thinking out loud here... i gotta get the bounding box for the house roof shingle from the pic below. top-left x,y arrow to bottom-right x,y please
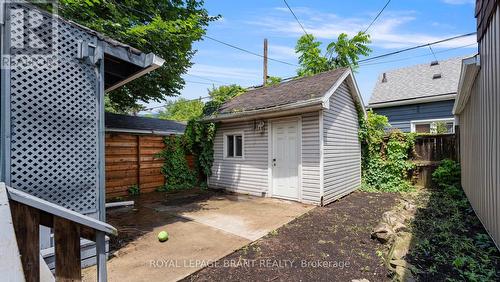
105,112 -> 186,134
369,56 -> 467,105
219,68 -> 349,114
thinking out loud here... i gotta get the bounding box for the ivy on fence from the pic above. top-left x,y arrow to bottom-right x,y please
357,107 -> 416,192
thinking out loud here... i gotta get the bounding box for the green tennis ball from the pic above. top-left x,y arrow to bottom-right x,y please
158,231 -> 169,242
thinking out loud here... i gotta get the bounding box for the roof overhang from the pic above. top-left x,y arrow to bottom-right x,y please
105,127 -> 182,136
203,99 -> 324,123
104,50 -> 165,92
19,1 -> 165,93
203,68 -> 366,123
453,55 -> 480,115
368,93 -> 457,109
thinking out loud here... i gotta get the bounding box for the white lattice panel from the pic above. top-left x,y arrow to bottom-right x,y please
8,3 -> 99,213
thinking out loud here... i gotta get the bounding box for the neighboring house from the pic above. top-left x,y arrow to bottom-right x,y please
204,68 -> 364,206
0,2 -> 163,270
105,113 -> 186,198
105,112 -> 186,135
453,0 -> 499,249
368,57 -> 466,133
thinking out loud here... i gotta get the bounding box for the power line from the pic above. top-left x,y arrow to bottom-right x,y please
359,32 -> 477,63
283,0 -> 308,36
203,35 -> 298,67
184,80 -> 220,86
364,0 -> 392,33
358,43 -> 477,67
185,74 -> 228,84
142,96 -> 212,111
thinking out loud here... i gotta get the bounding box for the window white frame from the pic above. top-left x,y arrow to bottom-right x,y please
223,131 -> 244,159
410,118 -> 455,133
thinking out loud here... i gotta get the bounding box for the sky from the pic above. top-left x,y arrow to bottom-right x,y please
140,0 -> 478,114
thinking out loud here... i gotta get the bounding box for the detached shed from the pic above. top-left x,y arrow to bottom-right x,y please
205,68 -> 365,206
105,113 -> 186,198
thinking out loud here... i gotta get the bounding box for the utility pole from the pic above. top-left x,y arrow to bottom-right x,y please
263,38 -> 268,86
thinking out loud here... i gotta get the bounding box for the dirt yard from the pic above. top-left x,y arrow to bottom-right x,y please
182,191 -> 400,282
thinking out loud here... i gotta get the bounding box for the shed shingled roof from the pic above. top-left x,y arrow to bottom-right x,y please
369,56 -> 467,105
105,112 -> 186,134
218,68 -> 349,114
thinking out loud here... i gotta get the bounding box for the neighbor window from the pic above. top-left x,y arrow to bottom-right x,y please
225,133 -> 243,158
411,119 -> 454,134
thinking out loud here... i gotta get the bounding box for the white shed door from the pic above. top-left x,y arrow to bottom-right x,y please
272,120 -> 299,200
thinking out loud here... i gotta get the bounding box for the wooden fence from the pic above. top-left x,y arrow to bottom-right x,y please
105,133 -> 195,199
105,133 -> 166,199
410,133 -> 458,188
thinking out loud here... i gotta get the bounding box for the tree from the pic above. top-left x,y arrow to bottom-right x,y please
54,0 -> 218,112
326,32 -> 371,70
295,34 -> 330,76
203,84 -> 246,116
295,32 -> 372,76
157,98 -> 204,121
266,76 -> 282,86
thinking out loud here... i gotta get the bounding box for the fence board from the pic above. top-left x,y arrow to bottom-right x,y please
410,134 -> 458,188
105,133 -> 193,199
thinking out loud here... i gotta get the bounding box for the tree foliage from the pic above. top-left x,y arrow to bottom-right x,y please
158,98 -> 204,121
295,32 -> 371,76
54,0 -> 217,112
266,76 -> 282,86
326,32 -> 371,70
295,34 -> 330,76
203,84 -> 246,116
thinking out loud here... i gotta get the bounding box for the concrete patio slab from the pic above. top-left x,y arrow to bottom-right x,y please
155,194 -> 313,240
83,216 -> 249,282
82,191 -> 313,282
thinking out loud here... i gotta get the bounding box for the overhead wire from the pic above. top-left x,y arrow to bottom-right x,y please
358,43 -> 477,67
283,0 -> 309,36
358,32 -> 477,63
364,0 -> 392,33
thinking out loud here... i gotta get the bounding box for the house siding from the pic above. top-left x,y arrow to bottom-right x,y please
322,82 -> 361,205
301,112 -> 321,204
209,112 -> 321,204
209,121 -> 269,196
458,5 -> 500,249
372,100 -> 455,132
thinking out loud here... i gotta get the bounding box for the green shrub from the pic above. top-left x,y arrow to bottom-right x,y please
128,184 -> 140,196
432,159 -> 462,197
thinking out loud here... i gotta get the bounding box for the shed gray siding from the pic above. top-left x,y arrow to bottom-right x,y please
209,112 -> 321,204
458,5 -> 500,249
322,82 -> 361,205
301,112 -> 321,204
372,100 -> 455,132
209,121 -> 269,196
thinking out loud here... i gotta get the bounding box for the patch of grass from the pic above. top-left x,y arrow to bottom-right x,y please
269,229 -> 278,236
407,189 -> 500,281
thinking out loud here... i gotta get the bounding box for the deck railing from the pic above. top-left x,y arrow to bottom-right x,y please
0,183 -> 117,282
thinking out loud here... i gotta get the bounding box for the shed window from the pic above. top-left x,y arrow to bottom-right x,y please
225,133 -> 243,158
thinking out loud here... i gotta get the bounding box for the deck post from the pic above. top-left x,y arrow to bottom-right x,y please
54,217 -> 81,282
10,201 -> 40,282
96,231 -> 107,282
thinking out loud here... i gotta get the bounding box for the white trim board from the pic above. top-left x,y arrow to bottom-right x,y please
410,118 -> 455,133
222,131 -> 245,160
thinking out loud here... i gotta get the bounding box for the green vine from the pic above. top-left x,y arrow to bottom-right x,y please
184,120 -> 217,180
157,135 -> 196,191
357,107 -> 416,192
